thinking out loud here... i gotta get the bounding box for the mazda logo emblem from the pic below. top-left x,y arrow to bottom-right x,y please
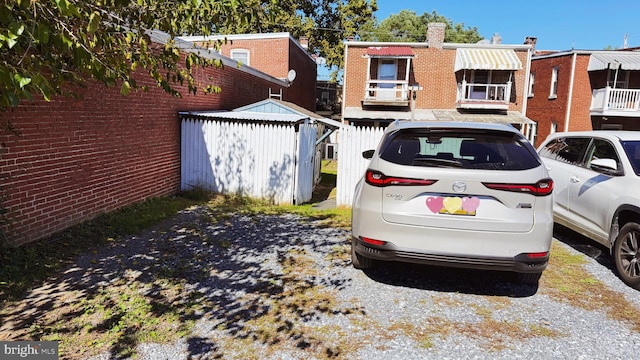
452,182 -> 466,193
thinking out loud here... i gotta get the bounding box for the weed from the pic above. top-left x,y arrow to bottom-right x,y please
542,241 -> 640,333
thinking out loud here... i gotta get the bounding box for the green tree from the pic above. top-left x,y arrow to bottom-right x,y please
361,9 -> 483,44
0,0 -> 270,110
214,0 -> 378,82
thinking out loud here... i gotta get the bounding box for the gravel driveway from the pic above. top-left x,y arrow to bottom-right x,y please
1,205 -> 639,359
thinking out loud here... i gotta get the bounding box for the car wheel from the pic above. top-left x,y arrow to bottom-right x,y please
613,222 -> 640,290
351,238 -> 373,269
516,272 -> 542,285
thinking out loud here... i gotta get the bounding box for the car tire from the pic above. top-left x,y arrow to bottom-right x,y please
351,238 -> 374,269
516,272 -> 542,285
613,222 -> 640,290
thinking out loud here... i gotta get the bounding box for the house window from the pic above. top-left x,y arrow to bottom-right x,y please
230,49 -> 250,66
528,73 -> 535,97
377,59 -> 397,99
470,70 -> 490,99
549,67 -> 559,98
607,69 -> 629,88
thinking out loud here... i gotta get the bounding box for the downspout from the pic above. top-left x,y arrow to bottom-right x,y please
522,47 -> 532,113
522,46 -> 533,142
564,52 -> 577,132
341,41 -> 349,124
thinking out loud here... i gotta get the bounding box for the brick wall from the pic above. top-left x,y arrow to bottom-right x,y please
286,38 -> 317,111
568,55 -> 594,132
217,35 -> 317,111
1,60 -> 286,246
527,52 -> 594,147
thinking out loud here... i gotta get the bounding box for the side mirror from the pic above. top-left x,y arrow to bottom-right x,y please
362,149 -> 375,159
590,158 -> 622,176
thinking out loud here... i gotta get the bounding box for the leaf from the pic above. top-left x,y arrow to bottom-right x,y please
53,0 -> 68,14
13,74 -> 31,88
87,12 -> 101,34
120,80 -> 131,95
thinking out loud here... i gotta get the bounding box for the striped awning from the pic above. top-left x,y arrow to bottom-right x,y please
454,48 -> 522,71
366,46 -> 414,57
588,53 -> 640,71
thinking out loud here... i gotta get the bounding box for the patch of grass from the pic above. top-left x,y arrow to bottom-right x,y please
29,278 -> 202,359
321,159 -> 338,175
541,241 -> 640,333
0,194 -> 205,303
386,297 -> 565,352
310,160 -> 338,203
325,243 -> 351,266
205,194 -> 351,230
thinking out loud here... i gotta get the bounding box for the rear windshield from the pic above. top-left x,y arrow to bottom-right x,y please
378,128 -> 541,170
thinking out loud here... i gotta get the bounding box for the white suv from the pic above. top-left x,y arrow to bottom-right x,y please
351,121 -> 554,284
538,131 -> 640,290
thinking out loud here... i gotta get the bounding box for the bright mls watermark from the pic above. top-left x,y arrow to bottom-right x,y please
1,341 -> 58,359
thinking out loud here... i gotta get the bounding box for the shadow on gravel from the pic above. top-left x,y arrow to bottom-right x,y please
0,208 -> 356,359
362,262 -> 539,298
552,223 -> 616,271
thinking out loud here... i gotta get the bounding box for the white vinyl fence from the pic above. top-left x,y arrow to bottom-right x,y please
336,126 -> 385,206
181,118 -> 316,205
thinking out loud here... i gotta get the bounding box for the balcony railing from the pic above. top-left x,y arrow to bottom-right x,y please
456,80 -> 511,110
363,80 -> 409,106
591,87 -> 640,114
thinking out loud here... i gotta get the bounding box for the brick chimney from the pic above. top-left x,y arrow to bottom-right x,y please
427,22 -> 446,49
524,36 -> 537,52
299,36 -> 309,49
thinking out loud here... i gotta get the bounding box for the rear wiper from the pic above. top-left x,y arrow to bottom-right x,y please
411,157 -> 463,168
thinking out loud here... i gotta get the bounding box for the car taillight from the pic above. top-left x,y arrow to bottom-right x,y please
482,178 -> 553,196
365,170 -> 437,187
362,237 -> 386,246
526,252 -> 549,259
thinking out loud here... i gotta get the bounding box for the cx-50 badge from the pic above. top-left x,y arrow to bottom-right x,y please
452,181 -> 467,193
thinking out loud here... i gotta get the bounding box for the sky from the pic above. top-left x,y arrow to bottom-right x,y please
374,0 -> 640,51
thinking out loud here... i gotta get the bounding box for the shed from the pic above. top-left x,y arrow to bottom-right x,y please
235,98 -> 346,168
179,108 -> 317,205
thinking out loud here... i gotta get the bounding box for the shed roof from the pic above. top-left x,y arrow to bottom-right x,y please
234,99 -> 323,118
180,110 -> 307,124
234,98 -> 347,129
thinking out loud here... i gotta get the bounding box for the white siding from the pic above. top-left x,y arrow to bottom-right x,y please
181,118 -> 316,205
336,126 -> 385,206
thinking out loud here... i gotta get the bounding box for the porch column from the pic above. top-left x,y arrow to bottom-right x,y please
405,58 -> 411,100
366,57 -> 372,99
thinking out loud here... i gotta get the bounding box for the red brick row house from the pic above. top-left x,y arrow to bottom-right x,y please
341,23 -> 537,142
527,48 -> 640,147
178,32 -> 317,112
